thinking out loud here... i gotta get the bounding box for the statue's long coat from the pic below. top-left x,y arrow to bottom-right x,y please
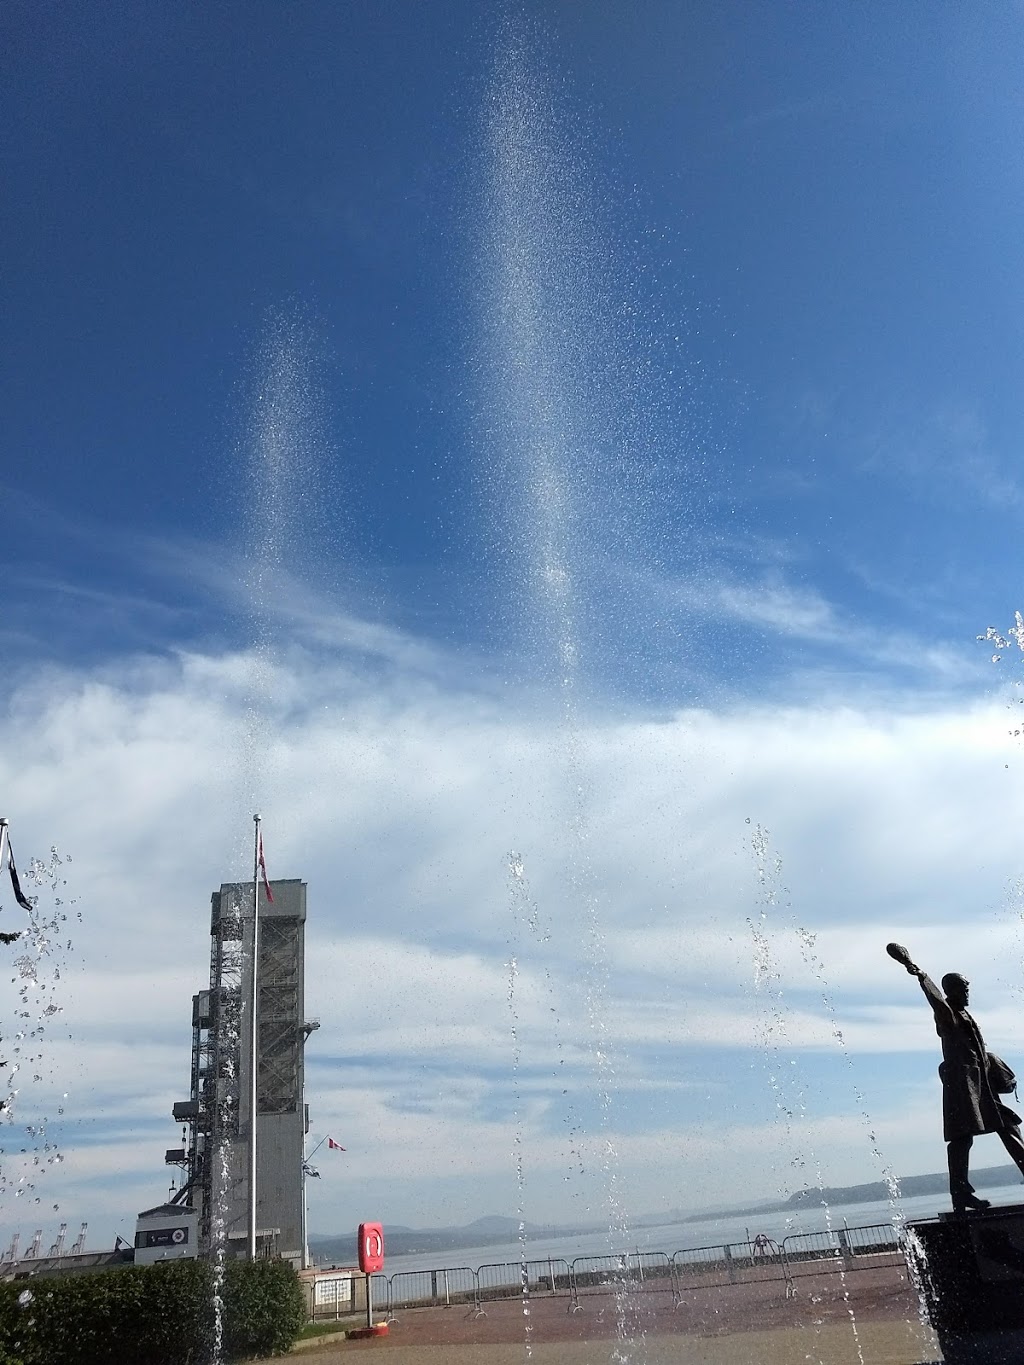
919,973 -> 1021,1141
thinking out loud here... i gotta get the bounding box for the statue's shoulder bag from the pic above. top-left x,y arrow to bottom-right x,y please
987,1052 -> 1017,1095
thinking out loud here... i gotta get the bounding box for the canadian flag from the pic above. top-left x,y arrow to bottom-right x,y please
327,1137 -> 346,1151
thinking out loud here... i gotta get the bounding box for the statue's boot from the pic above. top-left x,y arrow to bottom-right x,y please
949,1137 -> 989,1214
953,1192 -> 992,1214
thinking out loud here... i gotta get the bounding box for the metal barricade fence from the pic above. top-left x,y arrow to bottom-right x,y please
671,1243 -> 737,1292
781,1228 -> 851,1278
476,1258 -> 572,1304
309,1221 -> 914,1324
744,1239 -> 793,1297
386,1268 -> 435,1310
570,1253 -> 643,1301
310,1273 -> 357,1320
842,1222 -> 902,1268
727,1239 -> 791,1287
565,1250 -> 676,1314
780,1225 -> 903,1290
670,1241 -> 792,1298
387,1265 -> 480,1315
628,1250 -> 674,1292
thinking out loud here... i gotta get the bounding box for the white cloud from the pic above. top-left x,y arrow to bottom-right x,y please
2,629 -> 1023,1247
647,568 -> 984,688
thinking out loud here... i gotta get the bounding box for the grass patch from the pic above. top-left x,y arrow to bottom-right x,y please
297,1318 -> 359,1340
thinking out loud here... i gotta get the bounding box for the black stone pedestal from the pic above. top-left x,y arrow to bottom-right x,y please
909,1204 -> 1024,1363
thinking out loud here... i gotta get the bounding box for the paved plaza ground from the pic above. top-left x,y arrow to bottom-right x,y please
293,1260 -> 941,1363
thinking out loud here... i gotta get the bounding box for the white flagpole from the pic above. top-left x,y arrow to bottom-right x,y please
248,814 -> 261,1261
0,820 -> 9,887
301,1127 -> 309,1271
300,1134 -> 328,1270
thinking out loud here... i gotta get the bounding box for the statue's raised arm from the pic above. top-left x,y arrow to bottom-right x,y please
887,941 -> 955,1026
886,942 -> 919,974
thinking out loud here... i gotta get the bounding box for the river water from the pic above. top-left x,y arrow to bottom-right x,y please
377,1183 -> 1024,1276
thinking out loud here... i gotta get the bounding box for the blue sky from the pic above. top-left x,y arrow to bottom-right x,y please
5,2 -> 1024,1251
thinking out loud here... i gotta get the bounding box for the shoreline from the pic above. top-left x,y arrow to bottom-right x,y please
348,1185 -> 1024,1280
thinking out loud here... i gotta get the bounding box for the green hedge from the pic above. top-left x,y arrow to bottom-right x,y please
0,1257 -> 305,1365
219,1261 -> 306,1359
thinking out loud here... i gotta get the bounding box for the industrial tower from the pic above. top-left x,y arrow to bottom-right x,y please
170,879 -> 317,1265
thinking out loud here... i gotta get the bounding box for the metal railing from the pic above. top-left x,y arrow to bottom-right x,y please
387,1265 -> 481,1320
781,1223 -> 900,1278
477,1258 -> 572,1304
316,1221 -> 910,1322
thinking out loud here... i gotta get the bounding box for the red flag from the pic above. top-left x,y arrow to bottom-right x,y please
258,833 -> 274,903
327,1137 -> 346,1151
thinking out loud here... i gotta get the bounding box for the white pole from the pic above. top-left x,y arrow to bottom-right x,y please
248,815 -> 261,1262
301,1128 -> 309,1271
0,820 -> 9,889
300,1136 -> 327,1270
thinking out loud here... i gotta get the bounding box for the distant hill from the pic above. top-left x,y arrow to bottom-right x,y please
308,1214 -> 601,1263
783,1163 -> 1021,1210
666,1163 -> 1024,1225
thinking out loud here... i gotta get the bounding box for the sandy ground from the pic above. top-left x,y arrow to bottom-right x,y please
294,1260 -> 941,1364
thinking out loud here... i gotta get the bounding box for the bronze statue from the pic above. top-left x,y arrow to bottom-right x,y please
888,943 -> 1024,1213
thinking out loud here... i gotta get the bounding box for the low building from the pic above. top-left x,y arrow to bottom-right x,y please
133,1203 -> 199,1266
